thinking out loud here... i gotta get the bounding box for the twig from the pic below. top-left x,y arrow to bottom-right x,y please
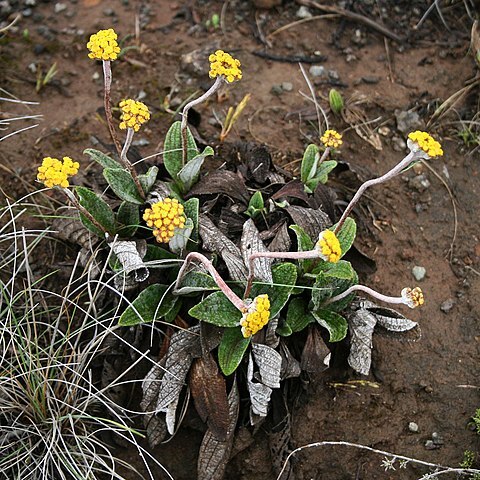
252,51 -> 327,63
295,0 -> 404,43
267,14 -> 339,39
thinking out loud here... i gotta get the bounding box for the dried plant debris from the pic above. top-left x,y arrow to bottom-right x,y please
241,219 -> 273,284
108,238 -> 149,282
52,209 -> 97,249
197,380 -> 240,480
285,205 -> 330,240
347,300 -> 419,376
189,354 -> 229,441
301,325 -> 330,374
271,179 -> 310,204
188,170 -> 250,204
267,222 -> 292,253
252,343 -> 282,389
279,342 -> 301,381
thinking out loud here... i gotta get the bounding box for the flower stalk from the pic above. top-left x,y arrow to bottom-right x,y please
102,60 -> 123,159
120,127 -> 145,199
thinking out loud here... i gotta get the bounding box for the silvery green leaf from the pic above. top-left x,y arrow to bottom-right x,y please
279,342 -> 301,380
197,380 -> 239,480
108,238 -> 149,282
178,146 -> 214,193
347,307 -> 377,376
139,166 -> 159,194
147,181 -> 171,204
286,205 -> 331,240
241,219 -> 273,284
363,301 -> 418,332
169,217 -> 193,254
247,353 -> 272,419
174,270 -> 219,295
251,343 -> 282,389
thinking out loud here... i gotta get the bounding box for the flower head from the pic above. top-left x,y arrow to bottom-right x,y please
37,156 -> 79,188
143,198 -> 186,243
240,294 -> 270,338
316,230 -> 341,263
87,28 -> 121,61
401,287 -> 424,308
321,129 -> 343,148
407,131 -> 443,158
208,50 -> 242,83
119,99 -> 150,132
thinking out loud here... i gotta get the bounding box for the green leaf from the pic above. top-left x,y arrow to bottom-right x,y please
116,201 -> 139,237
83,148 -> 120,169
306,160 -> 338,190
312,309 -> 348,342
218,327 -> 251,376
163,121 -> 198,181
284,297 -> 315,334
183,197 -> 199,245
300,144 -> 319,184
331,217 -> 356,258
138,166 -> 159,194
246,191 -> 265,219
289,224 -> 315,272
76,186 -> 115,236
188,291 -> 242,327
103,168 -> 143,204
177,146 -> 213,193
118,284 -> 178,326
250,262 -> 297,318
143,244 -> 177,262
175,271 -> 220,295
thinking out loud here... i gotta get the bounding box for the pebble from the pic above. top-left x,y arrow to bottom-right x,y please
391,136 -> 406,152
408,422 -> 419,433
328,69 -> 339,80
103,7 -> 115,16
424,440 -> 437,450
362,76 -> 380,84
309,65 -> 326,77
54,2 -> 67,13
92,71 -> 100,81
22,8 -> 32,17
281,82 -> 293,92
395,109 -> 423,134
36,25 -> 54,41
25,0 -> 36,5
33,44 -> 45,55
378,126 -> 390,136
409,174 -> 431,192
412,266 -> 426,281
432,432 -> 444,445
132,138 -> 149,147
296,6 -> 312,18
270,84 -> 283,96
27,62 -> 37,73
440,298 -> 455,313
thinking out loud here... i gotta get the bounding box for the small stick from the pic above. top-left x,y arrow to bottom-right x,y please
102,60 -> 123,159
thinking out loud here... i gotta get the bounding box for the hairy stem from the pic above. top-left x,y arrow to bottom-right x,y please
175,252 -> 247,311
181,76 -> 223,165
121,128 -> 145,199
102,60 -> 123,159
325,284 -> 404,306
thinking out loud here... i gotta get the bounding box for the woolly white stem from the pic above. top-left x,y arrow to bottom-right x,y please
325,284 -> 405,306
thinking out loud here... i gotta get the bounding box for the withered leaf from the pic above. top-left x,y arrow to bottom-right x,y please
108,238 -> 149,283
247,353 -> 272,418
312,183 -> 336,222
300,325 -> 330,373
190,354 -> 229,441
364,302 -> 418,332
264,317 -> 280,349
187,170 -> 250,204
347,307 -> 376,376
252,343 -> 282,389
285,205 -> 331,240
279,342 -> 301,380
222,250 -> 248,283
197,380 -> 240,480
52,208 -> 97,249
268,222 -> 292,253
271,180 -> 309,204
241,219 -> 273,284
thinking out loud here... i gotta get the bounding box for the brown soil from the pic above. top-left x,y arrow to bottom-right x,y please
1,1 -> 479,479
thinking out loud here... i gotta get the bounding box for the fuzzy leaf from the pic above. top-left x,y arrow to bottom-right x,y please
366,305 -> 418,332
119,284 -> 178,326
300,144 -> 319,184
289,224 -> 315,272
163,121 -> 198,181
178,146 -> 213,193
347,308 -> 376,375
313,309 -> 348,342
246,191 -> 265,218
241,219 -> 273,284
250,262 -> 298,318
143,244 -> 177,262
332,217 -> 357,258
116,201 -> 139,237
251,343 -> 282,389
84,148 -> 120,169
190,354 -> 229,441
188,291 -> 242,328
218,328 -> 251,376
306,160 -> 337,191
139,166 -> 159,194
175,271 -> 220,295
183,197 -> 199,244
76,186 -> 115,236
247,353 -> 271,418
286,206 -> 331,241
103,168 -> 143,204
169,217 -> 193,254
284,297 -> 315,334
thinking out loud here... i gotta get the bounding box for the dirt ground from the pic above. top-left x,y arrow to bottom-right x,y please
1,0 -> 479,479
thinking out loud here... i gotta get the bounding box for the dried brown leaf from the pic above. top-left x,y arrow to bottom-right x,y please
271,180 -> 309,204
268,222 -> 292,253
187,170 -> 250,203
247,353 -> 272,418
197,380 -> 240,480
52,208 -> 96,249
279,342 -> 301,380
300,325 -> 330,373
347,307 -> 376,376
241,219 -> 273,284
252,343 -> 282,389
190,354 -> 229,441
286,206 -> 330,240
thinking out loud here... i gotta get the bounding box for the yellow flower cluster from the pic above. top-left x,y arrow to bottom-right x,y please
208,50 -> 242,83
401,287 -> 425,309
119,99 -> 150,132
240,294 -> 271,338
87,28 -> 121,61
321,130 -> 343,148
316,230 -> 342,263
37,156 -> 79,188
143,198 -> 186,243
408,131 -> 443,158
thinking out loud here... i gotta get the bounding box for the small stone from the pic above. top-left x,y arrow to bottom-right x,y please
408,422 -> 419,433
92,71 -> 100,81
328,69 -> 339,80
33,44 -> 45,55
22,8 -> 32,17
362,76 -> 380,84
27,62 -> 37,73
346,53 -> 357,62
25,0 -> 37,5
270,84 -> 283,96
432,432 -> 444,445
395,109 -> 423,135
440,298 -> 454,313
54,2 -> 67,13
378,126 -> 390,136
103,7 -> 114,16
412,266 -> 426,281
424,440 -> 437,450
424,385 -> 433,393
409,174 -> 431,192
296,6 -> 312,19
281,82 -> 293,92
391,136 -> 406,152
309,65 -> 326,77
132,138 -> 149,147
